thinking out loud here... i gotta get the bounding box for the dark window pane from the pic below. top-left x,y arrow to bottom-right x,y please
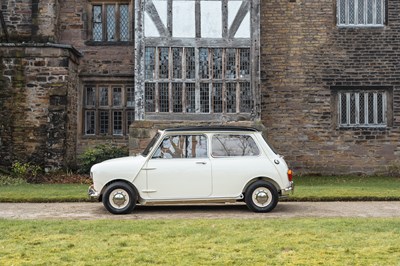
126,87 -> 135,107
186,48 -> 195,79
99,111 -> 109,134
93,5 -> 103,41
159,83 -> 169,112
173,83 -> 182,112
113,111 -> 123,135
185,83 -> 196,113
226,83 -> 237,113
145,47 -> 156,80
240,82 -> 252,113
212,48 -> 223,79
99,87 -> 108,106
239,48 -> 250,78
199,48 -> 209,79
145,83 -> 156,112
120,4 -> 129,41
106,5 -> 116,41
350,93 -> 356,124
113,87 -> 122,106
159,47 -> 169,79
86,87 -> 96,106
226,48 -> 236,79
172,48 -> 183,79
213,83 -> 223,113
85,111 -> 96,135
340,93 -> 347,125
200,83 -> 210,113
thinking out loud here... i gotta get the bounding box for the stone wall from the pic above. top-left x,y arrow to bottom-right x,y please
58,0 -> 135,154
1,0 -> 59,42
261,0 -> 400,175
0,44 -> 80,170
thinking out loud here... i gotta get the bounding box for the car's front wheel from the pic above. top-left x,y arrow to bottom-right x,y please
245,181 -> 278,213
102,182 -> 137,214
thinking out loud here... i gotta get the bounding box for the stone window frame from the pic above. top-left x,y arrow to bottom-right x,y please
331,86 -> 393,128
86,0 -> 134,44
336,0 -> 387,27
83,84 -> 135,136
134,0 -> 261,121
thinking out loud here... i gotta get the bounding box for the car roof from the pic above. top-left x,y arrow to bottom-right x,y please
163,126 -> 260,133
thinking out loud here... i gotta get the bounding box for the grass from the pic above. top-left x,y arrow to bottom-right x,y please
0,175 -> 399,202
0,218 -> 399,265
0,184 -> 89,202
290,175 -> 400,201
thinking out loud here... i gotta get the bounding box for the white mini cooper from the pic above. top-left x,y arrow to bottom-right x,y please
88,126 -> 293,214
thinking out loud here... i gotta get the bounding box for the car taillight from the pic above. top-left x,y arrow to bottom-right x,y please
287,169 -> 293,182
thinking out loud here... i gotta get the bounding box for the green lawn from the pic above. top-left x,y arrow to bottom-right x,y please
0,184 -> 89,202
0,175 -> 399,202
290,175 -> 400,201
0,218 -> 399,265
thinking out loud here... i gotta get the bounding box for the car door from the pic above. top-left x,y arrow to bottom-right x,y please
144,134 -> 212,199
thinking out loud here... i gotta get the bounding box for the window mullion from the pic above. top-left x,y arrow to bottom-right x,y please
346,93 -> 350,125
355,92 -> 360,125
373,92 -> 378,124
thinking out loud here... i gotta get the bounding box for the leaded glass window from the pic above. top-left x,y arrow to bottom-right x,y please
91,2 -> 131,42
338,90 -> 387,127
83,85 -> 134,136
144,47 -> 253,114
337,0 -> 385,26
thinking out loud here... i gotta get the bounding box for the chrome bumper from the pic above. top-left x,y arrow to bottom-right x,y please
88,185 -> 100,200
281,181 -> 294,197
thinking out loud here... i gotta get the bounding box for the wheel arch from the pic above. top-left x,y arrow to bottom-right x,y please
99,179 -> 139,202
242,177 -> 281,196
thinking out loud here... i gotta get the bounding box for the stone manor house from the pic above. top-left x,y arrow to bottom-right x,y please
1,0 -> 400,175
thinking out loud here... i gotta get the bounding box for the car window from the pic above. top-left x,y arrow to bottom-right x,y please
152,135 -> 208,159
212,134 -> 259,157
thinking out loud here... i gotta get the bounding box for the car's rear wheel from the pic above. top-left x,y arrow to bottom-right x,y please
245,181 -> 278,213
102,182 -> 137,214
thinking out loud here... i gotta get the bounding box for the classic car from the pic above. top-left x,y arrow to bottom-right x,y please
88,126 -> 293,214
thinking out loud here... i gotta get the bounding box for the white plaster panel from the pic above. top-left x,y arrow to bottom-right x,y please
154,0 -> 168,27
235,12 -> 250,38
173,1 -> 196,38
228,1 -> 250,38
201,1 -> 222,38
144,12 -> 160,37
228,1 -> 242,28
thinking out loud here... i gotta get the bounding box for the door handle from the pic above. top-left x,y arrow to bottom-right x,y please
196,162 -> 207,165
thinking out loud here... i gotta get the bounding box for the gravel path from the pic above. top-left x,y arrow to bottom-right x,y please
1,201 -> 400,220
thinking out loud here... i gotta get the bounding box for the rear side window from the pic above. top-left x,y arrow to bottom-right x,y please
212,134 -> 260,157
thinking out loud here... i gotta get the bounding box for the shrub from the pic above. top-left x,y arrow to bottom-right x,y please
78,144 -> 129,174
11,162 -> 42,183
0,175 -> 28,186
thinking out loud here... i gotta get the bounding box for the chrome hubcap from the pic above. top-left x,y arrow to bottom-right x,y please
109,189 -> 130,209
113,192 -> 126,206
252,187 -> 272,207
255,191 -> 269,205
